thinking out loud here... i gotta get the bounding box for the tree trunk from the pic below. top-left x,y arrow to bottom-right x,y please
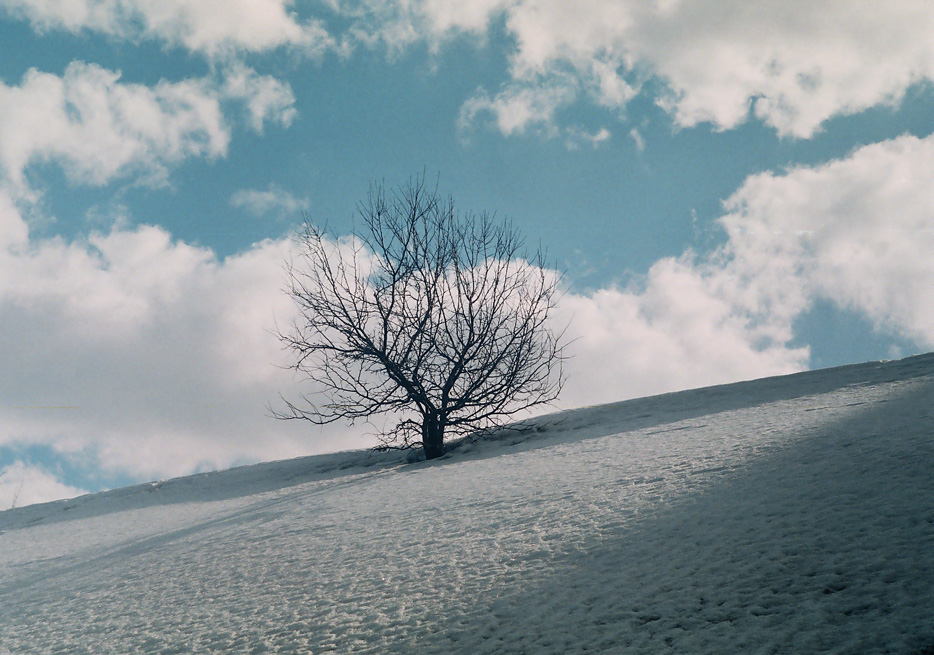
421,412 -> 445,460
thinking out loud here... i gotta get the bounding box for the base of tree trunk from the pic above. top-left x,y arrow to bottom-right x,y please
422,438 -> 444,459
422,419 -> 445,459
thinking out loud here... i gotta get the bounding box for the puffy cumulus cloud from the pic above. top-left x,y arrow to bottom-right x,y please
230,183 -> 310,218
0,61 -> 296,191
557,132 -> 934,406
631,1 -> 934,137
719,132 -> 934,346
0,215 -> 368,481
0,192 -> 805,485
352,0 -> 933,138
5,1 -> 931,138
556,256 -> 808,409
0,62 -> 227,189
0,461 -> 88,508
0,0 -> 333,57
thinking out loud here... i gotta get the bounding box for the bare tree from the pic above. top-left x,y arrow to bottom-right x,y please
274,175 -> 566,459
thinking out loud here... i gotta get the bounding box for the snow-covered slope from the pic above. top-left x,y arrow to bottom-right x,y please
2,353 -> 933,654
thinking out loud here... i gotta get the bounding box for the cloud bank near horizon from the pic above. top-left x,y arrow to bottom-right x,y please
0,461 -> 88,510
3,133 -> 933,505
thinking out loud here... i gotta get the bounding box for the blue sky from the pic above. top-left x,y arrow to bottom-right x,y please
1,1 -> 933,506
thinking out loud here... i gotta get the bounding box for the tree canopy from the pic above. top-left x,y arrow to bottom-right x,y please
275,176 -> 566,459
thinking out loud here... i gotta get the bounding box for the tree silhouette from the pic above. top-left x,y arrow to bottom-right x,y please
275,176 -> 565,459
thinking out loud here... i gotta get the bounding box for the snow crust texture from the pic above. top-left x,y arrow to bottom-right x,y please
2,354 -> 934,654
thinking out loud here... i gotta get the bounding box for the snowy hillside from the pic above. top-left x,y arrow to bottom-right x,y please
2,353 -> 933,654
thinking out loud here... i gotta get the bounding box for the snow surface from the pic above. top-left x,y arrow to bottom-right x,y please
2,353 -> 934,654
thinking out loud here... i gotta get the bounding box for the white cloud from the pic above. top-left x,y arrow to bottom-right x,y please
0,62 -> 227,190
632,1 -> 934,137
0,177 -> 800,483
418,0 -> 509,37
0,61 -> 297,192
718,132 -> 934,346
0,218 -> 368,481
0,185 -> 29,248
458,77 -> 579,137
0,0 -> 334,57
222,63 -> 298,132
5,1 -> 931,140
0,201 -> 809,484
230,184 -> 310,218
7,1 -> 929,140
628,127 -> 644,152
559,132 -> 934,405
556,256 -> 809,408
564,126 -> 611,150
0,461 -> 87,508
353,0 -> 934,138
